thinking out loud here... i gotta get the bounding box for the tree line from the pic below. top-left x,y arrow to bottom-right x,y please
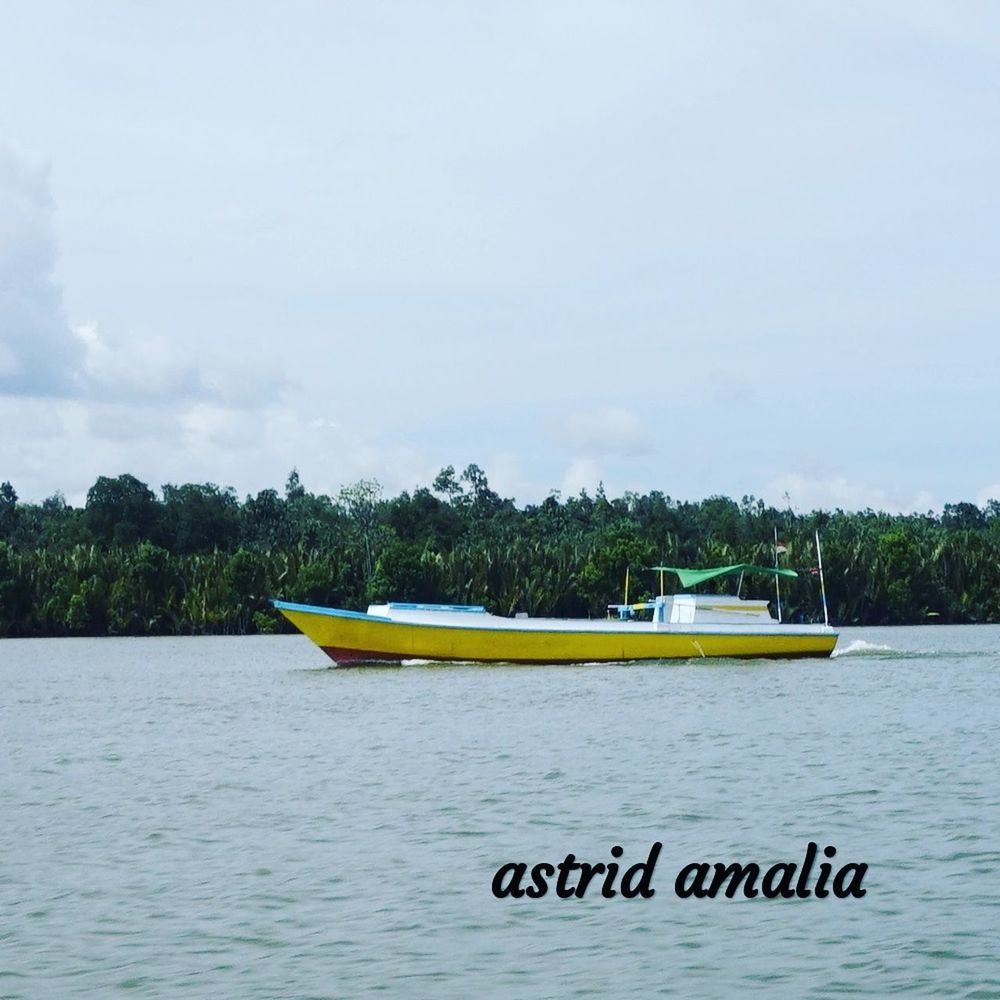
1,467 -> 999,637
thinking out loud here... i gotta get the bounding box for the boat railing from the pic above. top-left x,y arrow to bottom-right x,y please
607,601 -> 659,621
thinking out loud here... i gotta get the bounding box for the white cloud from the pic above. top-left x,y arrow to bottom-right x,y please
0,141 -> 301,504
976,484 -> 1000,508
482,451 -> 529,502
0,390 -> 434,506
0,397 -> 95,505
4,7 -> 1000,509
558,407 -> 652,457
562,457 -> 601,498
763,472 -> 937,515
0,141 -> 85,396
2,142 -> 287,415
73,322 -> 208,401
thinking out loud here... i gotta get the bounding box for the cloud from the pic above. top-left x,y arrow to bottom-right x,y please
0,140 -> 296,507
1,142 -> 286,411
976,485 -> 1000,508
74,322 -> 290,408
481,451 -> 530,502
0,141 -> 86,396
0,147 -> 186,402
764,471 -> 936,515
557,406 -> 652,457
73,322 -> 209,401
5,6 -> 1000,512
562,457 -> 601,498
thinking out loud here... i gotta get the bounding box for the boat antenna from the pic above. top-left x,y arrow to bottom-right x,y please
773,526 -> 783,623
815,530 -> 830,627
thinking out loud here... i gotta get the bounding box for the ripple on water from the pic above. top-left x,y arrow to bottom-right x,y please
1,630 -> 999,998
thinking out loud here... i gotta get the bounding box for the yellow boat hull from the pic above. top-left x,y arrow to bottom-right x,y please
274,601 -> 838,664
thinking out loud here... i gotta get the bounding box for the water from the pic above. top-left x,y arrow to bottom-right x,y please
2,626 -> 999,999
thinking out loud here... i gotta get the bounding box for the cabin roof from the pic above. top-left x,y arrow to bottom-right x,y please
648,564 -> 798,588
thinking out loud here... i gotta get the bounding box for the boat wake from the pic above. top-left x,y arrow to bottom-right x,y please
830,638 -> 974,660
832,639 -> 898,658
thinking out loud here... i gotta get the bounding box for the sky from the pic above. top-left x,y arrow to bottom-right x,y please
2,1 -> 999,513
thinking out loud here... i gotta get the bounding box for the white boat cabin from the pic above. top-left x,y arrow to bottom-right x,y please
647,594 -> 775,625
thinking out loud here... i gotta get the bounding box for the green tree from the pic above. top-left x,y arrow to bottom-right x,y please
161,482 -> 240,553
0,481 -> 18,540
241,488 -> 289,549
85,474 -> 160,546
339,478 -> 383,581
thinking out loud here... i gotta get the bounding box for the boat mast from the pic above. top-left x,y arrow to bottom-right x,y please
773,526 -> 783,623
815,530 -> 830,627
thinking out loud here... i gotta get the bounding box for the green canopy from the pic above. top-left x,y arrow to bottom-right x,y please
648,564 -> 798,589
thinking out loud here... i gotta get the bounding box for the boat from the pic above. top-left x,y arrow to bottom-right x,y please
273,563 -> 839,665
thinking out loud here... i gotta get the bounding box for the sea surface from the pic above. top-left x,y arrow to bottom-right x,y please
2,626 -> 999,999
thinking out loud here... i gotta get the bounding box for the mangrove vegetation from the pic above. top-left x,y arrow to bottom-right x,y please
1,468 -> 999,637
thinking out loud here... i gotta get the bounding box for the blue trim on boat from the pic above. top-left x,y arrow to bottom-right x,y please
271,599 -> 393,622
386,602 -> 486,613
272,599 -> 835,639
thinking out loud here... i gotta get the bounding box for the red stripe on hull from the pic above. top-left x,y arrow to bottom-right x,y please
318,646 -> 834,665
320,646 -> 406,664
